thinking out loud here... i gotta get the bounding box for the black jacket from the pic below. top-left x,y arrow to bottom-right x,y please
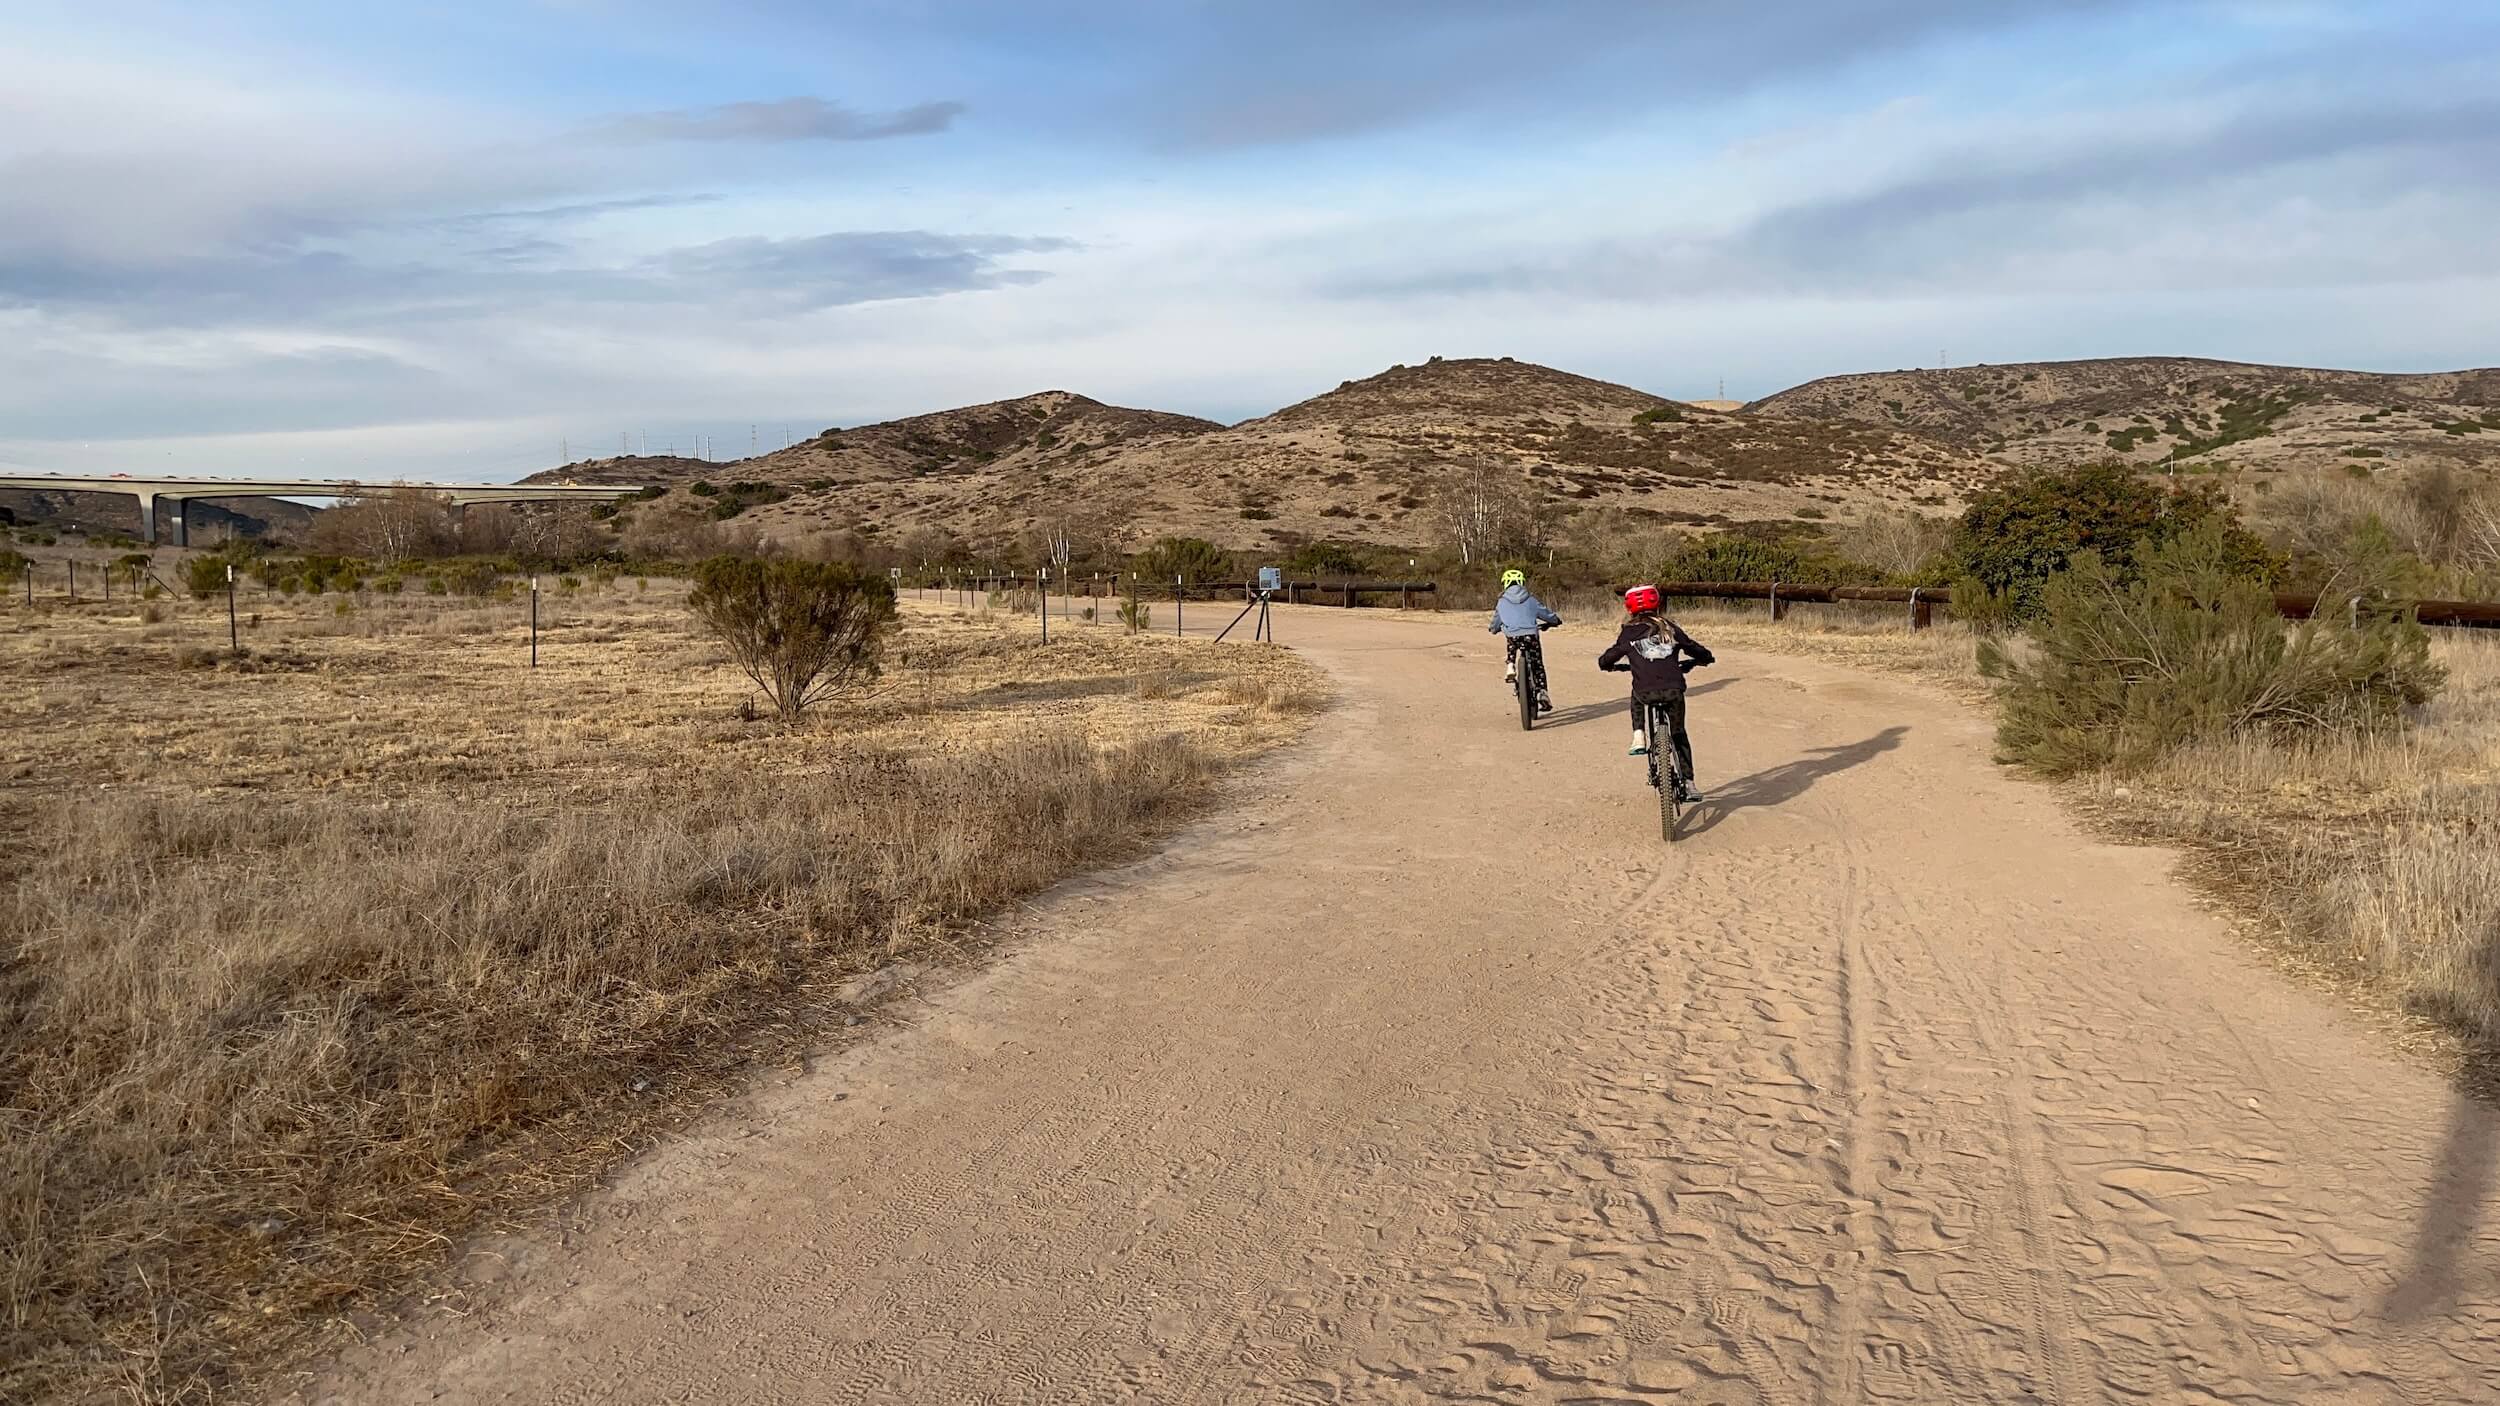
1598,617 -> 1713,698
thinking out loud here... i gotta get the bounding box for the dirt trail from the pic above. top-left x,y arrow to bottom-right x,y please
305,606 -> 2500,1404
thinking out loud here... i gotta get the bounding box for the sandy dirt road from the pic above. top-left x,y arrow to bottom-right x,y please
308,605 -> 2500,1404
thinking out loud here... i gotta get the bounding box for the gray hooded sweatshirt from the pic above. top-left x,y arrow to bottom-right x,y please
1487,583 -> 1562,638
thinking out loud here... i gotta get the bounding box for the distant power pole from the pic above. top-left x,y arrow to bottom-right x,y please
750,424 -> 757,457
620,431 -> 628,456
561,436 -> 569,463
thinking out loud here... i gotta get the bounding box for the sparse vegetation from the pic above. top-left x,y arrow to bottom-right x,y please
685,557 -> 898,722
0,590 -> 1322,1404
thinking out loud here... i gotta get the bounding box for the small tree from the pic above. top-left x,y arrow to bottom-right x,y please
687,557 -> 898,722
308,487 -> 458,565
1949,461 -> 2276,615
1430,459 -> 1552,565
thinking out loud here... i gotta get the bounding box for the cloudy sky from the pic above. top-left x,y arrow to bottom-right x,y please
4,0 -> 2496,482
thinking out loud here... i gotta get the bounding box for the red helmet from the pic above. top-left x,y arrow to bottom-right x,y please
1623,584 -> 1661,614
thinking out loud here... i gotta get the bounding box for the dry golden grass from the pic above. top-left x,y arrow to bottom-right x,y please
0,583 -> 1323,1404
2074,632 -> 2500,1056
1698,597 -> 2500,1068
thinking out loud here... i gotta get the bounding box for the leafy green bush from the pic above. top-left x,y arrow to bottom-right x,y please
1948,461 -> 2277,615
0,548 -> 29,584
1632,405 -> 1684,425
1649,534 -> 1879,586
1288,541 -> 1368,576
686,557 -> 898,722
1133,536 -> 1232,586
1979,524 -> 2442,776
183,555 -> 235,598
441,561 -> 498,596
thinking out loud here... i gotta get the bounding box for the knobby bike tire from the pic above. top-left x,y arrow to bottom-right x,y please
1516,647 -> 1536,731
1652,701 -> 1683,842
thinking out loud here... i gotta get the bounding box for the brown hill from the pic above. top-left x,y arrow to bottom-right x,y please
1748,356 -> 2500,475
552,358 -> 1989,554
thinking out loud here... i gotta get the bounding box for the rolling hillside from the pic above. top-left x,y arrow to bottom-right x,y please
553,358 -> 1992,552
1749,356 -> 2500,474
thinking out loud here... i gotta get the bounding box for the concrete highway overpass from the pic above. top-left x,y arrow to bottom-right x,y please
0,474 -> 642,546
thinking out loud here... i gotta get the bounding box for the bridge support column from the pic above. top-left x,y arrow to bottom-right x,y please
136,491 -> 158,545
164,496 -> 190,547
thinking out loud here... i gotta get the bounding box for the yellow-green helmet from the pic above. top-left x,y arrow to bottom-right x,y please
1500,568 -> 1525,588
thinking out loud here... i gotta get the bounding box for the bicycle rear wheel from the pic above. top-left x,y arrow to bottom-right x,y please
1515,646 -> 1536,731
1651,702 -> 1683,842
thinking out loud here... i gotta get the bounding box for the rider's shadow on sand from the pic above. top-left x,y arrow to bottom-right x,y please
2384,994 -> 2500,1322
1680,725 -> 1909,837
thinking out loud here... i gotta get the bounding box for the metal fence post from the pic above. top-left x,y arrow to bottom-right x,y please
530,576 -> 540,668
1039,568 -> 1050,643
1174,574 -> 1183,637
226,563 -> 238,651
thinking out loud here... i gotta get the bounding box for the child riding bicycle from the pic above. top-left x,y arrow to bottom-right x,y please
1488,568 -> 1562,714
1598,585 -> 1713,801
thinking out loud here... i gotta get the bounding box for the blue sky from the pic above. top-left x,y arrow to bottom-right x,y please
3,0 -> 2495,481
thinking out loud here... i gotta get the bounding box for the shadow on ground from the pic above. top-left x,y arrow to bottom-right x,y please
2386,938 -> 2500,1322
1681,725 -> 1909,837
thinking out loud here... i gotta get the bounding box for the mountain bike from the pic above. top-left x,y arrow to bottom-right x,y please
1506,627 -> 1554,730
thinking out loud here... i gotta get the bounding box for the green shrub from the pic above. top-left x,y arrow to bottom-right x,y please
1651,534 -> 1877,586
633,485 -> 667,501
1979,524 -> 2442,776
0,548 -> 29,584
685,557 -> 898,722
1118,597 -> 1152,633
1633,405 -> 1684,425
1948,574 -> 2019,634
689,481 -> 720,497
1288,541 -> 1368,576
1133,536 -> 1231,586
441,561 -> 497,596
424,576 -> 448,596
1948,461 -> 2277,616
